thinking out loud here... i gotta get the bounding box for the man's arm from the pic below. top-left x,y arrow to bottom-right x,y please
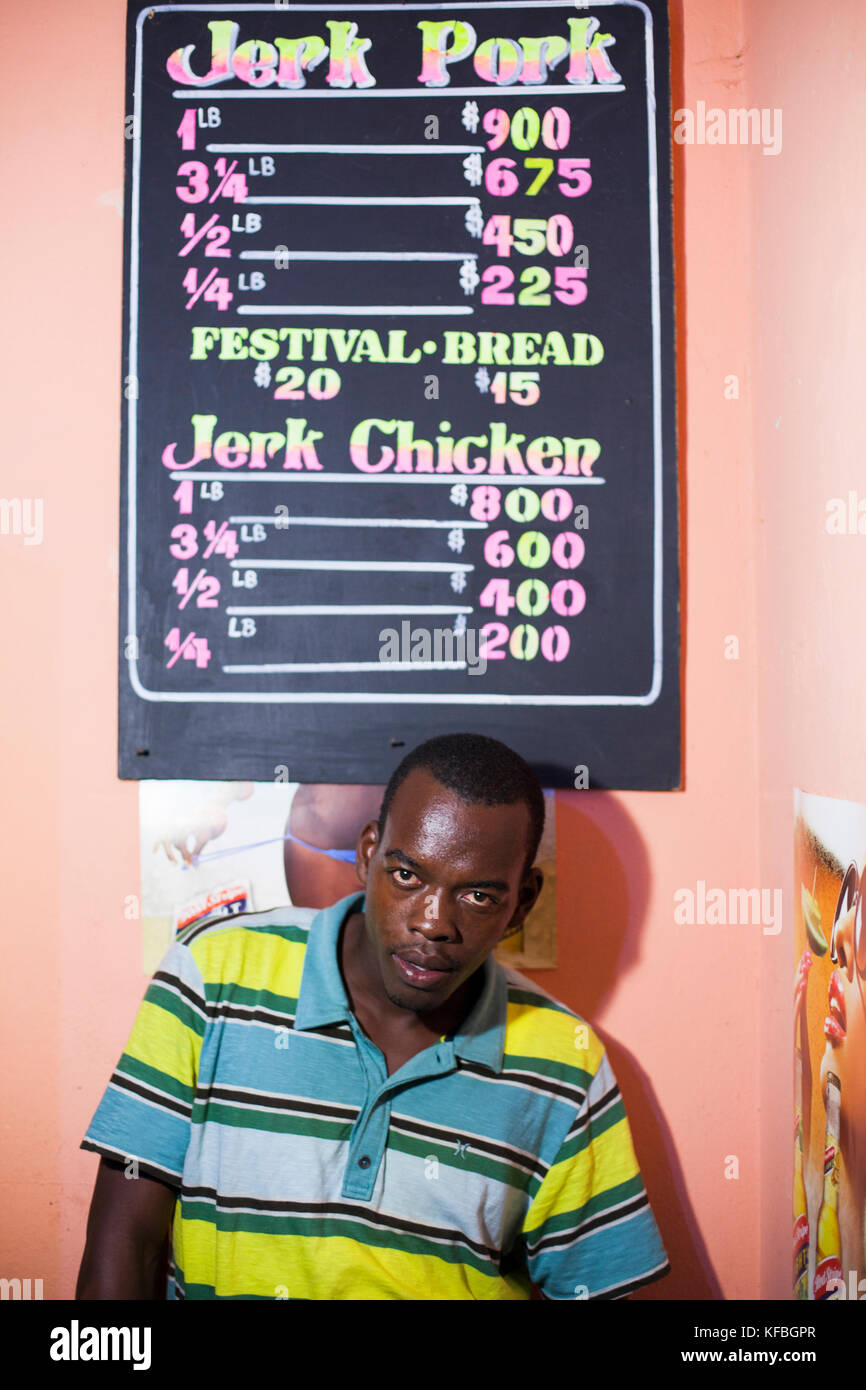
521,1045 -> 669,1300
76,1157 -> 177,1300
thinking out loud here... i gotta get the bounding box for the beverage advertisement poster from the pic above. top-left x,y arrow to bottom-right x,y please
138,780 -> 557,974
794,789 -> 866,1300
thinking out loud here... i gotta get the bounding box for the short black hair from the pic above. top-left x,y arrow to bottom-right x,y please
377,732 -> 545,872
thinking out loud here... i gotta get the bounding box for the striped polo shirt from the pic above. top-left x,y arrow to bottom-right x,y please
81,891 -> 669,1300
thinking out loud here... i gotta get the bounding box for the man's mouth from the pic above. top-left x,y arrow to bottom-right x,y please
825,970 -> 847,1042
392,951 -> 454,988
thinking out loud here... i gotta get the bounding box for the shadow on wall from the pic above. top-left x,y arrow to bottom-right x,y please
600,1031 -> 721,1301
523,791 -> 721,1302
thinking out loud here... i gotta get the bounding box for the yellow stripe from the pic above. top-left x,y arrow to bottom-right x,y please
174,1222 -> 532,1300
523,1113 -> 641,1233
191,929 -> 306,1000
125,999 -> 203,1080
505,1000 -> 604,1072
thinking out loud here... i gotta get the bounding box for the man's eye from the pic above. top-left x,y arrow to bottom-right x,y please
467,890 -> 495,906
391,868 -> 420,886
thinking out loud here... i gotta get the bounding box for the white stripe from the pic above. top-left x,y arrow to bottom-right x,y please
84,1140 -> 182,1182
593,1255 -> 670,1299
208,144 -> 484,155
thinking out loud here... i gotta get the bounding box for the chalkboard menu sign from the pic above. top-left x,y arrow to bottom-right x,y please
119,1 -> 680,788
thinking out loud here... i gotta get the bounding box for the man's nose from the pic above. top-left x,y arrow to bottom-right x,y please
412,890 -> 457,935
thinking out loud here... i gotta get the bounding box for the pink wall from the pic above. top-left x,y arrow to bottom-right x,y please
4,0 -> 854,1300
744,0 -> 866,1298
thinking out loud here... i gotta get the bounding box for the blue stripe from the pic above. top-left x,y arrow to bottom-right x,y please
528,1205 -> 668,1299
84,1083 -> 190,1177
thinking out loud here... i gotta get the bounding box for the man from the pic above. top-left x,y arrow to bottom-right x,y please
77,732 -> 669,1299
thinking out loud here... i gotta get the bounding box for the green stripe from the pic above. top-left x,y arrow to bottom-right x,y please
119,1052 -> 195,1106
202,983 -> 298,1015
502,1052 -> 592,1090
529,1172 -> 647,1238
507,987 -> 574,1017
145,980 -> 207,1037
191,1102 -> 353,1142
245,924 -> 311,945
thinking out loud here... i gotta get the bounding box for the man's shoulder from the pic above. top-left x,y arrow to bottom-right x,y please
497,961 -> 606,1081
171,903 -> 319,980
498,959 -> 589,1028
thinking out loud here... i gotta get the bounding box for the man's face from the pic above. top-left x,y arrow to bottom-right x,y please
354,768 -> 542,1015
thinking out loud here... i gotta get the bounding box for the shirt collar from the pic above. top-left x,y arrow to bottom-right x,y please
294,890 -> 507,1073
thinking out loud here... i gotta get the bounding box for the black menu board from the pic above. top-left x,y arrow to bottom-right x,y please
119,1 -> 680,788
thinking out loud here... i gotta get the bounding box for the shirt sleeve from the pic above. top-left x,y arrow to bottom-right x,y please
521,1050 -> 670,1300
80,938 -> 208,1186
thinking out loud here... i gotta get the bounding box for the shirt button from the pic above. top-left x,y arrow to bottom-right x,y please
358,1155 -> 371,1169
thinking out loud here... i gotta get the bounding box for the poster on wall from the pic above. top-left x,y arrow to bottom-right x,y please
118,0 -> 680,789
794,789 -> 866,1300
139,780 -> 558,975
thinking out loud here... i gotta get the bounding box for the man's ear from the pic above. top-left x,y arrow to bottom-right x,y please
355,819 -> 380,886
512,865 -> 544,931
